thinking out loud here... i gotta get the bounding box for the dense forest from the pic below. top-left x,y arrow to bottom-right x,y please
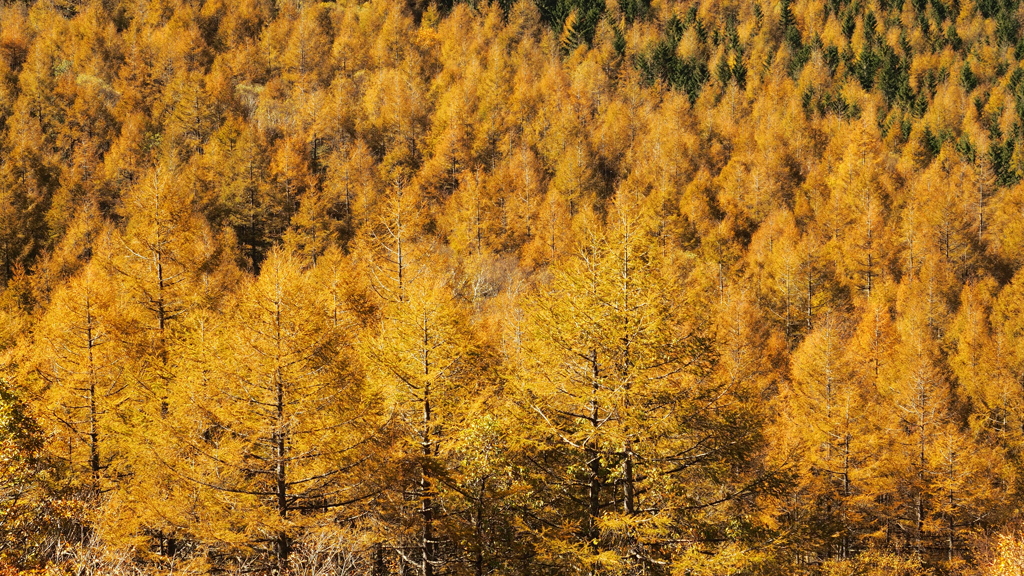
3,0 -> 1024,573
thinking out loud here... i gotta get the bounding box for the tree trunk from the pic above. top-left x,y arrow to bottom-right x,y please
275,360 -> 290,575
587,348 -> 602,576
421,317 -> 435,576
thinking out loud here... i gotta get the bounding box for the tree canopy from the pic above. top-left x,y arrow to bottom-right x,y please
2,0 -> 1024,574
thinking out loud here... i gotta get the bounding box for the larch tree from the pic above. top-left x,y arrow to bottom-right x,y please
824,115 -> 895,302
912,151 -> 979,284
749,210 -> 834,349
782,312 -> 884,559
111,165 -> 218,372
515,196 -> 765,575
359,229 -> 490,576
105,164 -> 231,558
26,261 -> 125,496
881,290 -> 950,553
420,45 -> 478,199
169,248 -> 378,574
283,137 -> 380,261
871,275 -> 1005,560
360,65 -> 429,177
199,118 -> 274,272
0,381 -> 61,572
950,278 -> 1023,443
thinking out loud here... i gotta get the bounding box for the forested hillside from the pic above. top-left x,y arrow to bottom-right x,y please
2,0 -> 1024,574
